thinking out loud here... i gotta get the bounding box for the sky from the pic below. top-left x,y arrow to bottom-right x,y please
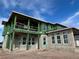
0,0 -> 79,42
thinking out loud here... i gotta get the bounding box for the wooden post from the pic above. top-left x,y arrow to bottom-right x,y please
28,19 -> 30,30
9,34 -> 11,50
38,23 -> 40,49
11,32 -> 15,51
10,16 -> 16,51
14,16 -> 16,29
26,33 -> 29,50
38,34 -> 40,49
26,19 -> 30,50
38,22 -> 40,31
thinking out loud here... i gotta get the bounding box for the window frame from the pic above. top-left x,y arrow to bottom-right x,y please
52,36 -> 55,44
57,35 -> 61,44
63,34 -> 68,44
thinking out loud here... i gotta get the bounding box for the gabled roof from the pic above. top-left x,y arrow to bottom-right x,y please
2,11 -> 67,28
9,11 -> 55,25
46,28 -> 79,33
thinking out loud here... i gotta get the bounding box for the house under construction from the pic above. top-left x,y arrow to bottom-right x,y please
2,11 -> 79,51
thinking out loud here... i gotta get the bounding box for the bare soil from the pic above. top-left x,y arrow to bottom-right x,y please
0,49 -> 79,59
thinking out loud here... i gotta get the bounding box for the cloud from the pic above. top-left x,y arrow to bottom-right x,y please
61,11 -> 79,28
16,0 -> 55,22
0,17 -> 8,21
1,0 -> 55,21
32,10 -> 45,20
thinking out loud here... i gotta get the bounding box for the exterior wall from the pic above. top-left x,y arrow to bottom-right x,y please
47,30 -> 76,51
68,30 -> 76,49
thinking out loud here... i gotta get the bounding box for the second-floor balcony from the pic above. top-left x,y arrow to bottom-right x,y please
15,22 -> 38,31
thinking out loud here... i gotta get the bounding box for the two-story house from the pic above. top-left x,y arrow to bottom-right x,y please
2,11 -> 79,51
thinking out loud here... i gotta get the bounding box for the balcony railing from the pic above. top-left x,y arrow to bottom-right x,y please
16,22 -> 28,29
30,26 -> 38,31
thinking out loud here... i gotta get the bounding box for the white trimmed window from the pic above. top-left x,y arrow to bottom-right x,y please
57,35 -> 61,44
63,35 -> 68,43
52,36 -> 55,43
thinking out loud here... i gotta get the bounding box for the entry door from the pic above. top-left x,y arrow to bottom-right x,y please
28,37 -> 37,50
20,36 -> 27,50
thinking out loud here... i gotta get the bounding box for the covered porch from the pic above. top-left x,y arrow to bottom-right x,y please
12,32 -> 40,51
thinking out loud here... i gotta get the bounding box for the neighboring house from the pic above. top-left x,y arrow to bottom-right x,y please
2,11 -> 79,51
47,28 -> 79,51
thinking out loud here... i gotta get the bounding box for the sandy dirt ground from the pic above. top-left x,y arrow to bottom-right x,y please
0,49 -> 79,59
